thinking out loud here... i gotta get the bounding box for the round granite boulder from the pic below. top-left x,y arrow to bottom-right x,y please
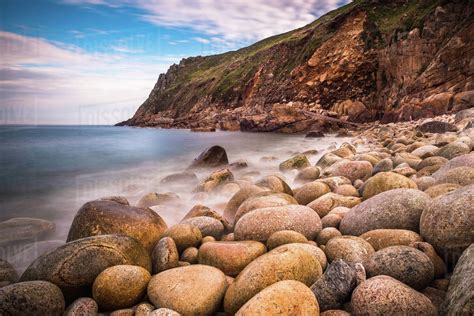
234,193 -> 297,224
255,175 -> 293,195
147,265 -> 227,315
189,145 -> 228,169
180,216 -> 224,239
435,166 -> 474,186
325,236 -> 375,264
317,227 -> 342,246
151,237 -> 179,274
324,160 -> 373,182
362,172 -> 417,199
372,158 -> 393,175
295,166 -> 321,183
223,185 -> 267,222
432,154 -> 474,179
435,142 -> 470,160
267,230 -> 308,250
279,154 -> 311,171
359,229 -> 423,251
162,224 -> 202,252
307,193 -> 361,218
294,182 -> 331,205
0,281 -> 65,315
67,200 -> 167,253
65,297 -> 98,316
424,183 -> 461,198
340,189 -> 431,236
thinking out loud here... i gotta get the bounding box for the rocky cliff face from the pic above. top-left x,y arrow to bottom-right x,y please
119,0 -> 474,132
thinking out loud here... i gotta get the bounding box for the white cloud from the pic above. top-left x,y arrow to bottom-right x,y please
193,37 -> 210,44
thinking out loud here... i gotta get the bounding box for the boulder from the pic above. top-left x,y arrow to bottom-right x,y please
359,229 -> 422,250
20,235 -> 151,299
316,153 -> 343,170
92,265 -> 151,311
454,107 -> 474,123
410,242 -> 447,279
234,193 -> 297,224
65,297 -> 98,316
435,142 -> 471,160
417,121 -> 457,133
432,154 -> 474,181
286,243 -> 328,271
162,224 -> 202,252
147,265 -> 227,315
136,192 -> 180,208
419,92 -> 453,116
417,156 -> 448,171
414,176 -> 437,191
372,158 -> 393,175
198,241 -> 266,277
279,154 -> 311,171
435,166 -> 474,186
324,160 -> 373,182
363,246 -> 434,290
294,181 -> 331,205
316,176 -> 352,191
180,247 -> 198,264
255,175 -> 293,195
8,240 -> 65,276
234,205 -> 322,242
411,145 -> 440,158
236,280 -> 319,315
180,216 -> 224,239
160,172 -> 198,185
332,99 -> 367,121
149,308 -> 181,315
194,168 -> 234,192
134,303 -> 154,316
325,236 -> 375,264
266,230 -> 308,250
0,281 -> 65,315
223,243 -> 322,314
67,200 -> 167,253
316,227 -> 342,246
223,185 -> 267,222
0,259 -> 18,288
333,184 -> 359,197
351,276 -> 437,315
420,185 -> 474,265
151,237 -> 179,273
295,166 -> 321,182
181,205 -> 231,232
0,217 -> 55,247
340,189 -> 431,236
307,193 -> 361,218
362,172 -> 417,199
189,145 -> 228,168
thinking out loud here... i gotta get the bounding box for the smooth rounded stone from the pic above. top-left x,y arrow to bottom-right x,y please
372,158 -> 393,175
410,242 -> 447,279
317,228 -> 342,246
110,308 -> 134,316
307,193 -> 361,218
92,265 -> 150,311
162,224 -> 202,252
359,229 -> 422,251
435,166 -> 474,186
151,237 -> 179,274
414,176 -> 437,191
147,265 -> 227,316
20,235 -> 151,299
294,181 -> 331,205
0,259 -> 18,288
234,192 -> 297,224
443,244 -> 474,315
65,297 -> 98,316
136,192 -> 180,208
340,189 -> 431,236
417,120 -> 457,133
328,206 -> 350,217
234,205 -> 322,242
160,171 -> 198,185
331,143 -> 356,158
411,145 -> 439,158
0,217 -> 55,246
279,154 -> 311,171
182,205 -> 231,232
266,230 -> 308,250
9,240 -> 65,276
393,164 -> 417,177
333,184 -> 359,197
189,145 -> 228,168
149,308 -> 181,315
202,236 -> 215,243
417,156 -> 448,171
180,216 -> 224,239
67,200 -> 167,253
320,310 -> 350,316
316,152 -> 343,170
316,176 -> 352,191
223,243 -> 323,314
287,243 -> 327,271
236,280 -> 319,315
180,247 -> 198,264
420,185 -> 474,265
255,175 -> 293,195
0,280 -> 65,315
350,276 -> 437,315
134,303 -> 155,316
363,246 -> 434,290
425,183 -> 461,198
362,172 -> 417,199
417,163 -> 444,177
198,241 -> 266,277
194,168 -> 234,192
321,214 -> 342,228
435,142 -> 470,160
295,166 -> 321,183
223,185 -> 267,222
311,259 -> 363,311
98,195 -> 130,205
325,236 -> 375,264
432,153 -> 474,179
393,152 -> 422,169
353,153 -> 380,166
324,160 -> 373,182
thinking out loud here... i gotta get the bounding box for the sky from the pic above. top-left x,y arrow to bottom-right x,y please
0,0 -> 350,125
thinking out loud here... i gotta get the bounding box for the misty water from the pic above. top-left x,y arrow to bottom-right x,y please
0,125 -> 351,273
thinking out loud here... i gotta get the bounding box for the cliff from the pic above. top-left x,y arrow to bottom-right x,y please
119,0 -> 474,132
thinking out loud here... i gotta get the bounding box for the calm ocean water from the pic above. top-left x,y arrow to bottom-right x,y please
0,125 -> 350,271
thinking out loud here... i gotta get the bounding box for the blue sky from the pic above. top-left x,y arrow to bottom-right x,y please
0,0 -> 349,124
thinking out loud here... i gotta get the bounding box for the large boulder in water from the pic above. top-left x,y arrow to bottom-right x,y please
20,235 -> 151,300
189,145 -> 228,168
0,217 -> 55,247
340,189 -> 431,236
420,185 -> 474,265
0,281 -> 65,315
67,199 -> 167,253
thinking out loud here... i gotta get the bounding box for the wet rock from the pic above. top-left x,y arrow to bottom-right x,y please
223,243 -> 322,314
223,185 -> 267,222
0,259 -> 18,288
0,217 -> 55,247
181,216 -> 224,239
294,181 -> 331,205
234,192 -> 297,224
307,193 -> 361,218
410,241 -> 447,279
295,166 -> 321,183
236,280 -> 319,315
20,235 -> 151,299
316,153 -> 343,170
151,237 -> 179,274
331,143 -> 356,159
181,205 -> 231,233
194,168 -> 234,192
420,185 -> 474,265
267,230 -> 308,250
311,260 -> 363,311
136,192 -> 180,208
180,247 -> 198,264
362,172 -> 417,199
65,297 -> 98,316
189,145 -> 228,169
160,172 -> 198,185
372,158 -> 393,175
443,244 -> 474,315
92,265 -> 151,311
279,154 -> 311,171
340,189 -> 431,236
351,276 -> 437,315
360,229 -> 422,251
147,265 -> 226,315
306,130 -> 325,138
162,224 -> 202,252
435,166 -> 474,186
0,280 -> 65,315
417,120 -> 457,133
255,175 -> 293,195
364,246 -> 434,290
234,205 -> 322,242
324,160 -> 373,182
325,236 -> 375,264
317,227 -> 342,246
67,200 -> 167,253
8,240 -> 65,276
